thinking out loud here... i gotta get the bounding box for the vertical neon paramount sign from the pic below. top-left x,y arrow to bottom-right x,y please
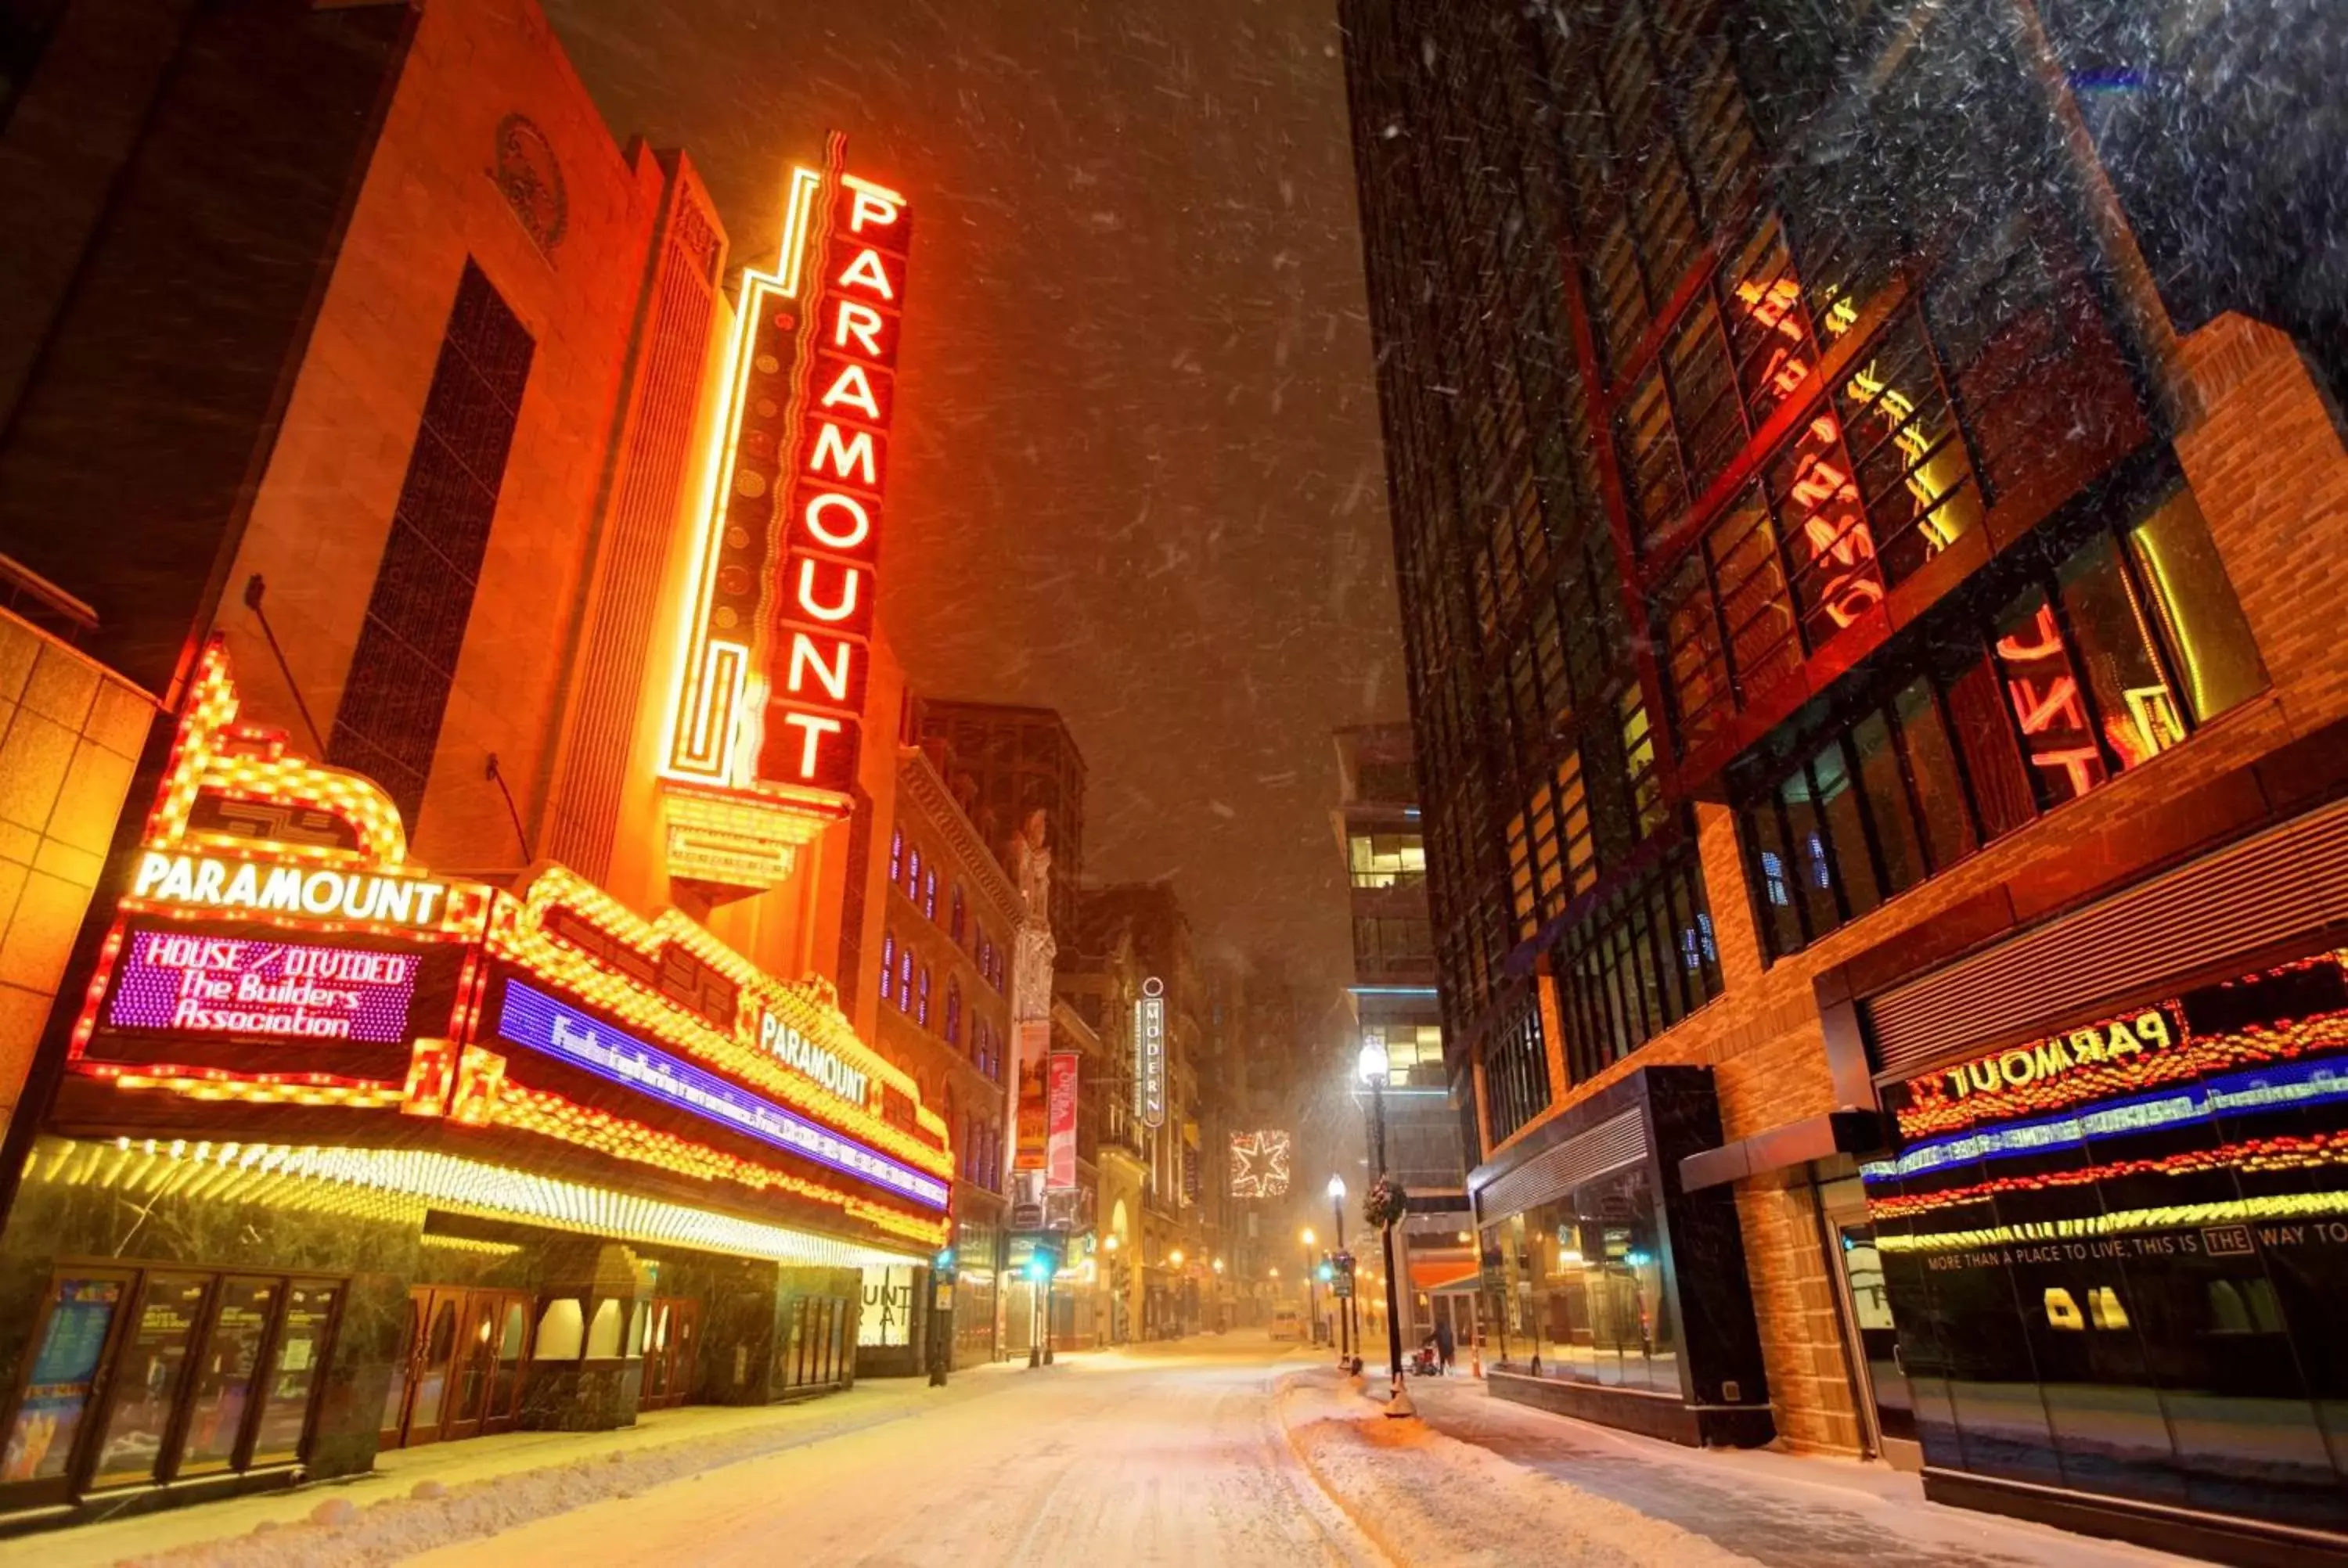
662,135 -> 912,888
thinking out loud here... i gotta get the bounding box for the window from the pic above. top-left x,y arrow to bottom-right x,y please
1653,276 -> 1987,742
923,868 -> 937,921
949,886 -> 966,945
6,1266 -> 344,1495
1734,484 -> 2263,959
897,948 -> 914,1012
945,981 -> 962,1047
1618,692 -> 1666,840
2123,487 -> 2264,723
330,262 -> 533,822
917,966 -> 931,1027
889,828 -> 904,884
1483,1001 -> 1550,1145
1491,1165 -> 1680,1394
1507,752 -> 1598,942
1554,848 -> 1723,1083
1352,916 -> 1434,974
1364,1023 -> 1445,1087
878,931 -> 896,1003
1347,833 -> 1426,887
905,846 -> 922,899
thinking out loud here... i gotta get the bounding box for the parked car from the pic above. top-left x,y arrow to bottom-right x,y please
1268,1304 -> 1305,1342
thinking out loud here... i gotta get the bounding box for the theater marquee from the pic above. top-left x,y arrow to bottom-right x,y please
56,641 -> 953,1257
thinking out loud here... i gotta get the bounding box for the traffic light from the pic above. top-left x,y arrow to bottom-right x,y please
1316,1259 -> 1334,1283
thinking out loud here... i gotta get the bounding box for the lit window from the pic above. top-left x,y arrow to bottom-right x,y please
917,966 -> 931,1027
924,868 -> 937,920
889,829 -> 904,883
945,981 -> 962,1046
906,845 -> 922,898
898,948 -> 914,1012
1347,833 -> 1427,888
879,931 -> 896,1002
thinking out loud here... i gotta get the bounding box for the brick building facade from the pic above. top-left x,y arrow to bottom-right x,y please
1342,2 -> 2348,1557
877,746 -> 1020,1368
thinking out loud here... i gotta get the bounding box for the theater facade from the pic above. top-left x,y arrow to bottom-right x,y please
0,646 -> 949,1523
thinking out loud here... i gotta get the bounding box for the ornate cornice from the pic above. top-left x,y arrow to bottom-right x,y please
895,748 -> 1025,930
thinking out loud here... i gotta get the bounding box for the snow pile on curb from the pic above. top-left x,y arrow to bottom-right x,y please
111,1397 -> 921,1568
1276,1374 -> 1761,1568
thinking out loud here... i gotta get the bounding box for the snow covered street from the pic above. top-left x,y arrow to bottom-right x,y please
9,1333 -> 2217,1568
6,1331 -> 2220,1568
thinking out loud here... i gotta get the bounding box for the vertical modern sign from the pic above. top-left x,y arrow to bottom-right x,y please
1134,976 -> 1165,1128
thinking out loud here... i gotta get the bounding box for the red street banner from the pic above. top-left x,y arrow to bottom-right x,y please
1046,1052 -> 1079,1191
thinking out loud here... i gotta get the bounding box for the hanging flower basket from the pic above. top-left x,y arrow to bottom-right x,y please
1363,1175 -> 1409,1231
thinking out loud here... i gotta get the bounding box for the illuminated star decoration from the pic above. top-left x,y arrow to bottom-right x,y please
1229,1129 -> 1291,1199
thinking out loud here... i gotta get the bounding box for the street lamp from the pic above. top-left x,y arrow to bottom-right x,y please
1359,1039 -> 1414,1418
1328,1174 -> 1357,1372
1299,1227 -> 1318,1344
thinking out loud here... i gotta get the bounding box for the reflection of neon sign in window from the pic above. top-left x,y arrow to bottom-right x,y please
1733,270 -> 1968,636
1736,277 -> 1883,632
1994,599 -> 2106,800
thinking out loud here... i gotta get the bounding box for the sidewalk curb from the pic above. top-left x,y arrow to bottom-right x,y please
1268,1371 -> 1412,1568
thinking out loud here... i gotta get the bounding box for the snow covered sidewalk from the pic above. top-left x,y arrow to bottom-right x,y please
1273,1371 -> 1759,1568
19,1363 -> 1024,1568
1374,1373 -> 2195,1568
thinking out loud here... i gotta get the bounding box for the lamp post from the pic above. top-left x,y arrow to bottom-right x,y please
1359,1041 -> 1414,1418
1104,1232 -> 1123,1347
1327,1174 -> 1355,1371
1298,1228 -> 1316,1346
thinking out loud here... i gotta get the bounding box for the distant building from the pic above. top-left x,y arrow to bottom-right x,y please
1060,881 -> 1233,1337
915,699 -> 1087,948
879,747 -> 1024,1369
1332,725 -> 1472,1350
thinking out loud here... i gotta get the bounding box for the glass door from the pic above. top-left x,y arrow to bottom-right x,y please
175,1276 -> 275,1478
484,1296 -> 531,1436
386,1288 -> 464,1449
1820,1176 -> 1920,1468
250,1280 -> 339,1467
439,1293 -> 503,1442
86,1272 -> 212,1490
0,1271 -> 132,1500
639,1298 -> 698,1412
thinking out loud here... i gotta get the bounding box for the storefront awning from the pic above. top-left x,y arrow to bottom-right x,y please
1409,1257 -> 1478,1293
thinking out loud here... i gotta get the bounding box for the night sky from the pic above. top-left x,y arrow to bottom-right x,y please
545,0 -> 1402,1021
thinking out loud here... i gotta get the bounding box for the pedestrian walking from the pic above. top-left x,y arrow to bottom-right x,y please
1433,1312 -> 1456,1375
